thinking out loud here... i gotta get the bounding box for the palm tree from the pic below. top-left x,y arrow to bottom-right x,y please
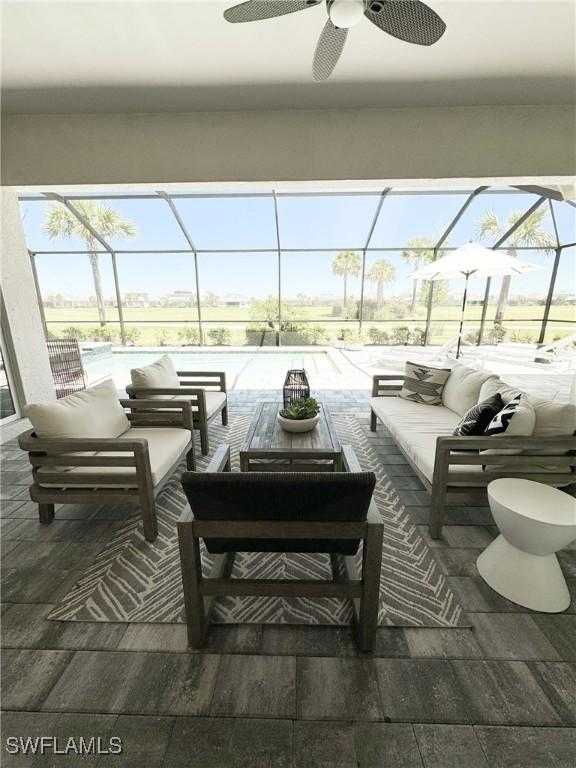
401,236 -> 436,311
366,258 -> 396,309
44,201 -> 136,326
476,208 -> 555,324
331,251 -> 361,308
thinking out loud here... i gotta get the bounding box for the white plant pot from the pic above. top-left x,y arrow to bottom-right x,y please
277,413 -> 319,433
344,343 -> 364,352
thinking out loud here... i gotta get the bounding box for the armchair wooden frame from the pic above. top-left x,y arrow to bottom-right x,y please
18,399 -> 196,542
370,374 -> 576,538
177,444 -> 384,652
126,371 -> 228,455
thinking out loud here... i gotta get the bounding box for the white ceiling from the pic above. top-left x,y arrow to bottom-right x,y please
2,0 -> 575,113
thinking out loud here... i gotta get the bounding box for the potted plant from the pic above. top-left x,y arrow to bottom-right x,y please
277,397 -> 321,433
343,329 -> 366,351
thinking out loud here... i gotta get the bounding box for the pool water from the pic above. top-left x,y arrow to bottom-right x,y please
83,349 -> 341,390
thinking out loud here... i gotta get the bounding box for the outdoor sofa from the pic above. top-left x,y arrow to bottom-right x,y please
19,380 -> 195,542
126,355 -> 228,455
178,444 -> 383,651
370,363 -> 576,538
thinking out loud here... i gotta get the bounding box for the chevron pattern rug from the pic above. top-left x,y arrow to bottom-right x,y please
49,411 -> 466,628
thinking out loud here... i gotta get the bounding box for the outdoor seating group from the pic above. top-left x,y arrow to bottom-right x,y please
20,351 -> 574,647
18,352 -> 384,649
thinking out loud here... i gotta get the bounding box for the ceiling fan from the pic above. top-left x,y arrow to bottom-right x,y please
223,0 -> 446,81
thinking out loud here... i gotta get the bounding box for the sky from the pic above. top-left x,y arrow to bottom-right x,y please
20,190 -> 576,303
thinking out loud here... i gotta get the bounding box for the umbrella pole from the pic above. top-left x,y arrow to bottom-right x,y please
456,273 -> 470,359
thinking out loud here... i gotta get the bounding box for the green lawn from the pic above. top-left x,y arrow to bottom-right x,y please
44,303 -> 575,347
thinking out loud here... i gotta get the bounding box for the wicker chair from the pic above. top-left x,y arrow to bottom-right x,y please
178,444 -> 383,651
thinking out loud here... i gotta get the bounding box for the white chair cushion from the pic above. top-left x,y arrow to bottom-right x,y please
38,427 -> 190,488
168,390 -> 226,419
25,380 -> 129,439
442,364 -> 499,416
130,355 -> 180,398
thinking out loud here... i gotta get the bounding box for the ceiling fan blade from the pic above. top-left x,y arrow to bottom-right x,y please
364,1 -> 446,46
224,0 -> 320,23
313,20 -> 348,81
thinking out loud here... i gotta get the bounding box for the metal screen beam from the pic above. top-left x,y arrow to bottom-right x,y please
359,189 -> 390,329
43,193 -> 127,345
29,251 -> 48,338
272,190 -> 282,346
539,247 -> 563,345
157,192 -> 204,345
492,196 -> 547,249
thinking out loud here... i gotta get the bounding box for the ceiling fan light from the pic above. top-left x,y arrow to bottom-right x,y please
328,0 -> 365,29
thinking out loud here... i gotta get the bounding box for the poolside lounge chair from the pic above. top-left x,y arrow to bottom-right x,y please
178,444 -> 383,651
126,355 -> 228,455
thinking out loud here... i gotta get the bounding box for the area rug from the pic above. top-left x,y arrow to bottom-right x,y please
49,412 -> 467,628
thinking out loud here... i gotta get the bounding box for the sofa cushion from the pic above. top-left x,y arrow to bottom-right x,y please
130,355 -> 180,398
453,394 -> 504,436
478,378 -> 522,405
371,395 -> 570,485
442,365 -> 499,416
37,427 -> 190,488
399,361 -> 451,406
25,380 -> 129,440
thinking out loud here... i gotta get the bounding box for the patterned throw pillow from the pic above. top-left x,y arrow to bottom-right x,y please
481,393 -> 536,460
453,394 -> 504,436
484,393 -> 528,436
399,361 -> 452,406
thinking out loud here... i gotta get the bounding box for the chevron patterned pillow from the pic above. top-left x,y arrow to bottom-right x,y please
453,393 -> 504,436
399,361 -> 452,406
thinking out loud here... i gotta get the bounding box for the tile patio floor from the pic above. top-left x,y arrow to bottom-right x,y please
1,390 -> 575,767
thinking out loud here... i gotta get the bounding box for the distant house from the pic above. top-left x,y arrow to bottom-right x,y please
163,290 -> 197,307
220,293 -> 249,307
122,291 -> 151,308
44,293 -> 92,308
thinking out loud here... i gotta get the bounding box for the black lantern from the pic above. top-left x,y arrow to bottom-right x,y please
283,369 -> 310,408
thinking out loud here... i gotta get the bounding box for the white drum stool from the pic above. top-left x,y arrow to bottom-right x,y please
477,479 -> 576,612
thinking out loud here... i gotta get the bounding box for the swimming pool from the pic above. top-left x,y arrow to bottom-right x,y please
83,349 -> 343,390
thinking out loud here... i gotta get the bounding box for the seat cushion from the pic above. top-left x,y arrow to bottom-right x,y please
130,355 -> 179,399
371,396 -> 460,482
442,364 -> 499,416
38,427 -> 190,488
171,390 -> 226,419
25,380 -> 129,439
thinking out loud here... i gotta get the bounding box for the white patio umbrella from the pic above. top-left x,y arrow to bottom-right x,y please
409,242 -> 543,358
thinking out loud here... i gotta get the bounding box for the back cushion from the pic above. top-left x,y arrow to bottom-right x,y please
181,471 -> 376,555
479,377 -> 522,405
131,355 -> 180,396
399,361 -> 451,406
442,365 -> 499,416
25,380 -> 129,439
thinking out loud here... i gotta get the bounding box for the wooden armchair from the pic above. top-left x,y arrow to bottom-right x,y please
178,444 -> 383,651
127,371 -> 228,455
18,399 -> 195,542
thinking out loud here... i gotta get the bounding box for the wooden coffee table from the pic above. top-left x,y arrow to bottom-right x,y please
240,401 -> 342,472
